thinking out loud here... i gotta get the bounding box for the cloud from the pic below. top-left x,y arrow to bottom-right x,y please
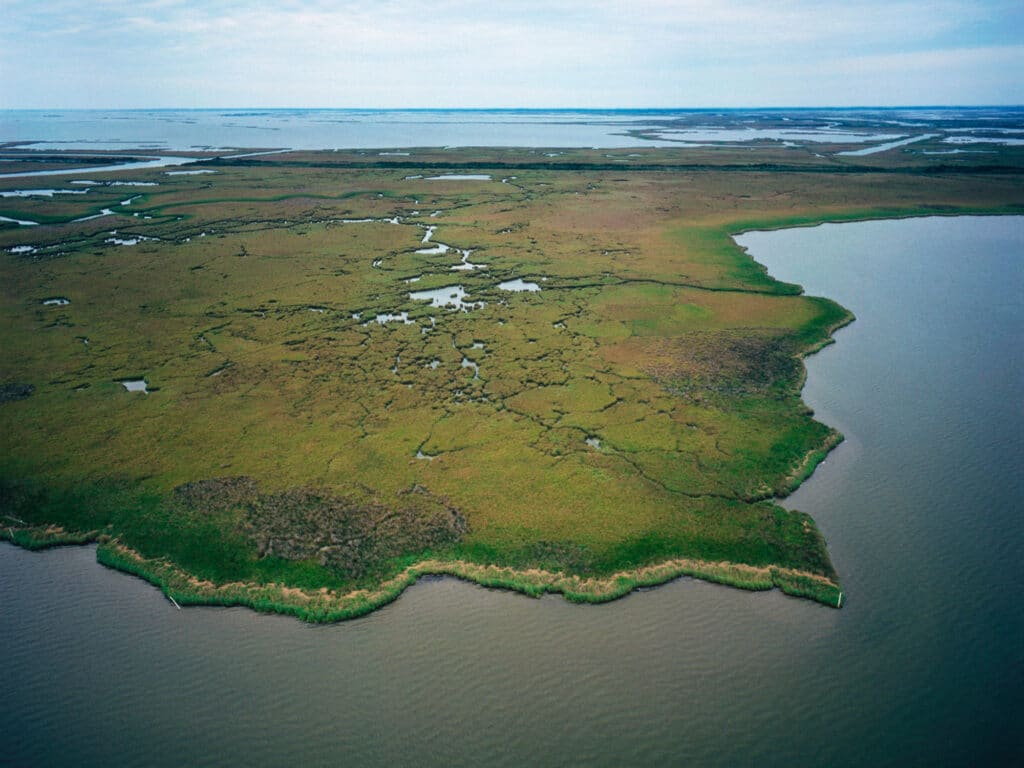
1,0 -> 1021,107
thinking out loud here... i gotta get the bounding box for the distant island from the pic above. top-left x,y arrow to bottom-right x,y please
2,110 -> 1022,620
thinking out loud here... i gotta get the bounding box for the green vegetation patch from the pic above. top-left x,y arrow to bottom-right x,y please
3,147 -> 1021,617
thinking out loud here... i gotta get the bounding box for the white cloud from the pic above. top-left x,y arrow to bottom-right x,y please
1,0 -> 1021,107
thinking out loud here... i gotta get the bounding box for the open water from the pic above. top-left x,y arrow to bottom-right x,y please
0,109 -> 671,150
1,215 -> 1021,766
3,107 -> 1021,152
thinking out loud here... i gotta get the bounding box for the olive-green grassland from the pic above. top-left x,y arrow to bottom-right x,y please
2,144 -> 1022,619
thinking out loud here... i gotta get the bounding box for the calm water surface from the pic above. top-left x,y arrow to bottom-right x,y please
2,216 -> 1021,766
0,109 -> 670,150
4,107 -> 1018,152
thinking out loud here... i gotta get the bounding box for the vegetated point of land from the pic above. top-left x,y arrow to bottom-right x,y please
2,138 -> 1022,619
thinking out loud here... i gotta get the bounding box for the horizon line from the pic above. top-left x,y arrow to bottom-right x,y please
3,105 -> 1024,112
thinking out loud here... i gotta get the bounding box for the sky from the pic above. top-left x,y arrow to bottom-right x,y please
2,0 -> 1022,108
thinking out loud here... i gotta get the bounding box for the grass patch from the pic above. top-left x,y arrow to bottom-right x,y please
3,145 -> 1021,618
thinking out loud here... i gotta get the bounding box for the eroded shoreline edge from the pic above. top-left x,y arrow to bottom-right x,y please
0,531 -> 843,619
0,208 -> 874,619
12,210 -> 1015,620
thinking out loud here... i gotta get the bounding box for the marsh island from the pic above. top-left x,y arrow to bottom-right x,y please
3,111 -> 1022,620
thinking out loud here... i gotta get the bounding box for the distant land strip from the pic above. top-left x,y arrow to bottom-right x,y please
207,157 -> 1024,175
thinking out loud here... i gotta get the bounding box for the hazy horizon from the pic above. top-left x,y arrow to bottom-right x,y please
3,1 -> 1022,110
3,105 -> 1024,111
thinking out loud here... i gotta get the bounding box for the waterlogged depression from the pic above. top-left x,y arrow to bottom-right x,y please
408,284 -> 484,311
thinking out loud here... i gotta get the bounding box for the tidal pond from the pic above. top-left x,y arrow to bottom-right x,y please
837,133 -> 938,156
451,250 -> 485,271
1,188 -> 88,197
409,284 -> 484,311
0,215 -> 39,226
0,157 -> 196,179
372,311 -> 414,326
498,278 -> 541,292
425,174 -> 492,181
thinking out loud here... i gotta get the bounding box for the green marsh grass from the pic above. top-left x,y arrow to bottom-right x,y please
3,146 -> 1022,617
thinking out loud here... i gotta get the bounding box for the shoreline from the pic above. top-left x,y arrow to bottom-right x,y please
6,198 -> 1016,621
0,223 -> 854,621
0,529 -> 843,621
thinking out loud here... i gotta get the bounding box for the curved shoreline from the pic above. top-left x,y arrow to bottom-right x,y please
0,529 -> 843,620
3,263 -> 850,619
12,209 -> 1013,622
0,273 -> 851,620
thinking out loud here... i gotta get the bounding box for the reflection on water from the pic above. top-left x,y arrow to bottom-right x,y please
2,216 -> 1021,767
